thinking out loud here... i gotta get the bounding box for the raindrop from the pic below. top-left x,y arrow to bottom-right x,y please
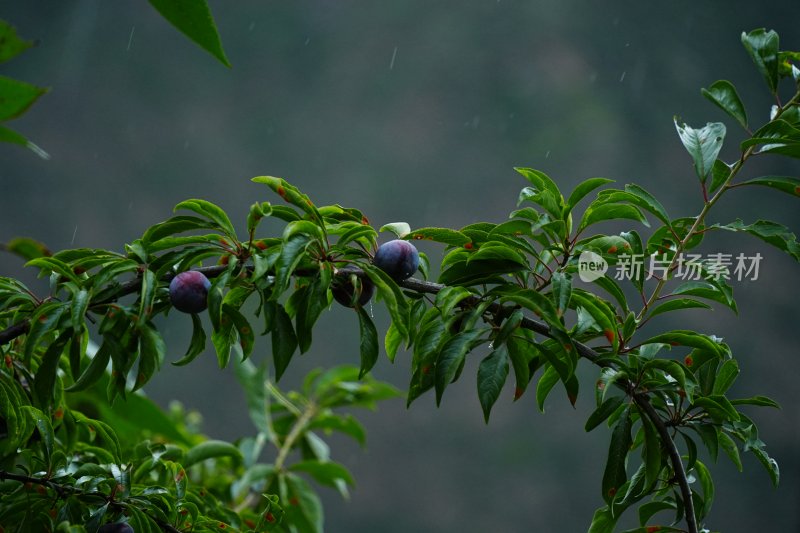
71,226 -> 78,245
619,71 -> 626,82
126,27 -> 135,51
305,37 -> 311,46
545,150 -> 551,159
248,22 -> 256,31
488,342 -> 494,350
389,46 -> 398,70
369,301 -> 374,319
184,140 -> 190,149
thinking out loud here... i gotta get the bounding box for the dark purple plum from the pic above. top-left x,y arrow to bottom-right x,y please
169,271 -> 211,314
332,268 -> 375,308
373,240 -> 419,281
97,523 -> 134,533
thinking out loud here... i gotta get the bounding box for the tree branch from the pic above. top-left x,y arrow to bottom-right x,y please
0,264 -> 694,531
633,395 -> 698,533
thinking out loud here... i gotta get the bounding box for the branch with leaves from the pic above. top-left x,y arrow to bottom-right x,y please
2,27 -> 799,533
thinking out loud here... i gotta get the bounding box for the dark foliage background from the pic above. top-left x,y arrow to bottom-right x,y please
1,1 -> 798,530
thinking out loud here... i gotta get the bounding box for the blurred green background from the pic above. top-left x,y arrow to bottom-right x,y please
2,1 -> 799,531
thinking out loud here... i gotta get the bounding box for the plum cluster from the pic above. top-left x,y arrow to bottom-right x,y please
331,239 -> 419,308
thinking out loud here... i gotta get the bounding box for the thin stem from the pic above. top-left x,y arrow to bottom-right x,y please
274,401 -> 318,472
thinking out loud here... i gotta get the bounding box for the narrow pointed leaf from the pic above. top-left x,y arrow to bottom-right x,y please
477,345 -> 509,423
148,0 -> 231,67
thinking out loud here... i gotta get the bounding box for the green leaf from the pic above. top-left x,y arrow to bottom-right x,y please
718,430 -> 743,471
33,330 -> 70,408
285,473 -> 324,533
183,439 -> 242,467
65,337 -> 112,392
405,227 -> 471,247
226,304 -> 255,359
74,413 -> 122,463
289,460 -> 355,488
309,413 -> 367,447
70,288 -> 90,330
25,302 -> 67,360
730,395 -> 780,408
702,80 -> 748,129
356,306 -> 379,378
693,395 -> 740,424
172,313 -> 207,366
585,395 -> 624,432
674,120 -> 726,181
379,222 -> 411,238
26,256 -> 82,285
750,446 -> 780,487
640,415 -> 662,493
136,269 -> 157,328
693,460 -> 714,518
272,303 -> 298,381
3,236 -> 51,261
147,0 -> 230,66
0,75 -> 49,120
741,28 -> 780,93
602,405 -> 632,504
712,359 -> 739,395
709,159 -> 732,194
0,20 -> 34,63
477,345 -> 510,423
174,198 -> 237,238
587,506 -> 617,533
713,219 -> 800,262
134,324 -> 165,391
514,167 -> 562,198
384,321 -> 403,363
272,234 -> 313,299
672,279 -> 737,314
434,328 -> 487,405
739,175 -> 800,197
566,178 -> 614,211
362,264 -> 410,341
551,271 -> 572,318
641,330 -> 724,357
536,365 -> 559,412
647,298 -> 711,319
578,202 -> 648,232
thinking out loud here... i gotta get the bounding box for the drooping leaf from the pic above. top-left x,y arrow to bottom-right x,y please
741,28 -> 780,94
585,395 -> 624,432
477,345 -> 510,423
674,120 -> 726,181
647,298 -> 712,319
702,79 -> 748,129
172,313 -> 207,366
271,304 -> 298,381
147,0 -> 231,67
356,305 -> 379,378
602,405 -> 632,504
739,175 -> 800,197
434,328 -> 487,405
713,219 -> 800,262
134,324 -> 165,391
